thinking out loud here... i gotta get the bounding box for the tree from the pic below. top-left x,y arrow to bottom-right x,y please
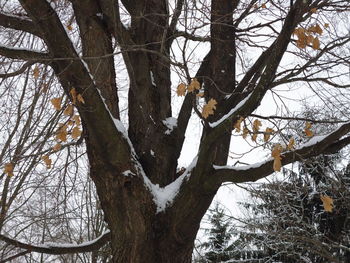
197,204 -> 234,262
238,153 -> 350,262
1,0 -> 350,262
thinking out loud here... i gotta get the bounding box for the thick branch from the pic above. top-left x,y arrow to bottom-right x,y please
0,231 -> 111,255
214,123 -> 350,183
0,13 -> 42,37
0,46 -> 49,62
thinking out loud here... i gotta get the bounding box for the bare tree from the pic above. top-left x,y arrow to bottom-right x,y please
0,0 -> 350,262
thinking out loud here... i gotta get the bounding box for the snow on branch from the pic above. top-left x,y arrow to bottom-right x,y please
0,231 -> 111,255
209,93 -> 252,128
146,156 -> 198,213
213,122 -> 350,183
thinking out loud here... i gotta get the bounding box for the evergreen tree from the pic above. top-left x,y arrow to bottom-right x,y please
239,153 -> 350,262
199,204 -> 234,262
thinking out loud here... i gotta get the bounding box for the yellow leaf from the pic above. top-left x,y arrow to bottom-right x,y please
242,127 -> 249,139
67,24 -> 73,31
33,66 -> 40,79
188,78 -> 200,93
71,126 -> 82,140
306,34 -> 314,45
196,92 -> 204,98
176,83 -> 187,96
273,156 -> 282,172
56,124 -> 68,142
73,115 -> 81,126
234,117 -> 244,132
324,23 -> 329,28
77,94 -> 85,104
70,88 -> 77,104
312,37 -> 320,50
272,144 -> 283,172
201,98 -> 217,119
320,195 -> 334,212
4,163 -> 14,177
287,137 -> 295,150
264,127 -> 274,142
297,35 -> 307,49
67,120 -> 74,126
305,129 -> 314,137
52,143 -> 62,152
252,119 -> 262,132
310,7 -> 317,13
305,122 -> 313,137
51,98 -> 62,111
63,104 -> 74,116
251,133 -> 258,142
308,24 -> 323,35
261,3 -> 267,8
294,28 -> 308,49
41,155 -> 52,169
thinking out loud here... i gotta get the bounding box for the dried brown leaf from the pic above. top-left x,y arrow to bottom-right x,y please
176,83 -> 187,96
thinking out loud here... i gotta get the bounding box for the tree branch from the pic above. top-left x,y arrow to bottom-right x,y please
172,30 -> 210,42
213,123 -> 350,183
0,46 -> 50,62
0,231 -> 111,255
0,250 -> 30,263
0,61 -> 36,78
0,13 -> 42,37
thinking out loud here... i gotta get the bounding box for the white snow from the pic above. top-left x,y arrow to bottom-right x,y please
47,0 -> 56,9
122,170 -> 135,176
43,230 -> 110,248
149,115 -> 156,124
150,150 -> 155,156
150,71 -> 156,86
299,134 -> 328,148
1,13 -> 31,21
209,92 -> 252,128
163,117 -> 177,135
96,13 -> 103,19
149,156 -> 198,213
213,158 -> 272,171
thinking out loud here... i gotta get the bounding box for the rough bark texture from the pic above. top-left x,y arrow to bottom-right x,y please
1,0 -> 350,262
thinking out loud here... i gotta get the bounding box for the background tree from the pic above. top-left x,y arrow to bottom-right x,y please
236,151 -> 350,263
196,204 -> 235,263
1,0 -> 350,262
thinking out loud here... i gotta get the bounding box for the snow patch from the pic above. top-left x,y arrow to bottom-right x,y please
43,230 -> 110,248
213,159 -> 271,171
122,170 -> 135,176
150,71 -> 156,86
299,134 -> 328,148
209,92 -> 252,128
149,156 -> 198,213
150,150 -> 155,157
163,117 -> 177,135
